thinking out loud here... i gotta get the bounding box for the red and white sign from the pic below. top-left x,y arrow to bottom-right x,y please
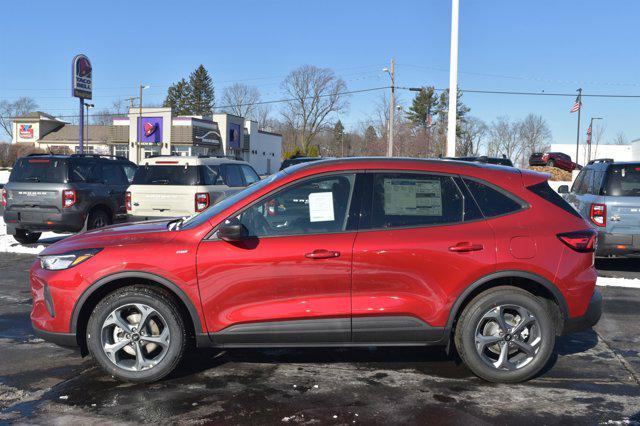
19,124 -> 34,139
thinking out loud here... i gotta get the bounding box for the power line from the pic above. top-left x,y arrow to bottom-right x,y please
398,86 -> 640,98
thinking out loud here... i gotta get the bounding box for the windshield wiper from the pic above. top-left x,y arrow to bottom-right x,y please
151,179 -> 170,184
25,177 -> 40,182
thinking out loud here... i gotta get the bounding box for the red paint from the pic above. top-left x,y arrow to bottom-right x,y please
30,159 -> 598,342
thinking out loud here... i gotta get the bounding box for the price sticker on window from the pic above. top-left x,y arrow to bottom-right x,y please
308,192 -> 335,222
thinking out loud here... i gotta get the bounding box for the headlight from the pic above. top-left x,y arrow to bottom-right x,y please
39,248 -> 102,270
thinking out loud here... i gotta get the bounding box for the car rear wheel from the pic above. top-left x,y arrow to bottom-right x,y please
86,286 -> 187,383
87,209 -> 111,230
454,286 -> 555,383
13,229 -> 41,245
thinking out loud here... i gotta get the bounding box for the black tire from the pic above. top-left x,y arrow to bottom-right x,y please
13,229 -> 42,245
546,159 -> 556,168
86,285 -> 187,383
454,286 -> 556,383
87,208 -> 111,230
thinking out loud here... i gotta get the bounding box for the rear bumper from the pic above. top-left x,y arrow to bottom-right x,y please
596,232 -> 640,257
563,287 -> 602,334
3,208 -> 85,234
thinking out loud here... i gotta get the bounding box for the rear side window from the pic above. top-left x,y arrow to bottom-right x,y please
69,159 -> 102,183
527,181 -> 582,218
9,158 -> 66,183
102,163 -> 127,185
132,165 -> 200,185
371,173 -> 464,229
604,165 -> 640,197
200,165 -> 221,185
241,165 -> 260,185
463,178 -> 524,218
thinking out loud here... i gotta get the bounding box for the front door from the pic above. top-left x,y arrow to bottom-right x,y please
197,173 -> 360,344
351,172 -> 496,343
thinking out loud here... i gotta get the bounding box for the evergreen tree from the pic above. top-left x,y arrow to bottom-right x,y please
163,78 -> 191,115
438,88 -> 470,135
187,65 -> 215,115
407,86 -> 439,128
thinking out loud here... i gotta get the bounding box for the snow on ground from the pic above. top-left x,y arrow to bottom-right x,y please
596,276 -> 640,289
0,170 -> 10,185
0,216 -> 58,254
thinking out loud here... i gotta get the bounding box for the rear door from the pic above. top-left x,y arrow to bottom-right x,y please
5,157 -> 67,214
101,161 -> 129,218
129,165 -> 199,217
350,172 -> 496,343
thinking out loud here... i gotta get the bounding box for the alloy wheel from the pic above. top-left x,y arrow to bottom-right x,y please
100,303 -> 170,372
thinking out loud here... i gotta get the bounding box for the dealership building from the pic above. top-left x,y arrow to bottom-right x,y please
10,108 -> 282,174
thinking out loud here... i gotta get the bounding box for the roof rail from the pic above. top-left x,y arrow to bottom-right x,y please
587,158 -> 614,165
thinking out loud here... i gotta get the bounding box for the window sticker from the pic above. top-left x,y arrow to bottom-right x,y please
383,178 -> 443,216
308,192 -> 335,222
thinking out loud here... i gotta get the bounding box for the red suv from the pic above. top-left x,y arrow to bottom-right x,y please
30,158 -> 601,383
542,152 -> 580,172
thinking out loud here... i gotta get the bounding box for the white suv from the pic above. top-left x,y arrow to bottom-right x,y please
126,156 -> 260,220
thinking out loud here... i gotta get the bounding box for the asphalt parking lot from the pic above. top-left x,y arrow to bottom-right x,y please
0,253 -> 638,424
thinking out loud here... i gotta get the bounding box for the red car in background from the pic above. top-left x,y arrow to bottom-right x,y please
30,158 -> 601,384
542,152 -> 581,172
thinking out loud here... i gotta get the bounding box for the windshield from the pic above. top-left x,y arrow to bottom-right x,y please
180,172 -> 283,229
133,165 -> 200,185
605,164 -> 640,197
10,158 -> 67,183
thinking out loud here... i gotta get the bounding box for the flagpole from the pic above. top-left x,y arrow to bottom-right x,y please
575,88 -> 582,165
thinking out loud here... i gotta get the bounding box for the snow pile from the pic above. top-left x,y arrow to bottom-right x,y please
0,216 -> 48,254
596,276 -> 640,289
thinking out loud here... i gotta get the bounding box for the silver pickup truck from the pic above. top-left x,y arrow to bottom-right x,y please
559,158 -> 640,257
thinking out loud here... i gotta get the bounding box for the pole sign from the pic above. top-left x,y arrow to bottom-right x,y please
71,54 -> 92,99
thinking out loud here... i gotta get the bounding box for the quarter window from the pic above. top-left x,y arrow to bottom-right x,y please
463,178 -> 524,218
235,174 -> 355,237
371,173 -> 464,229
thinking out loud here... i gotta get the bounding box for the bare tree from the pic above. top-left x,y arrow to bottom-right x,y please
0,97 -> 38,140
519,114 -> 552,166
92,100 -> 128,125
280,65 -> 348,153
612,131 -> 628,145
222,83 -> 261,119
457,117 -> 488,157
489,116 -> 523,164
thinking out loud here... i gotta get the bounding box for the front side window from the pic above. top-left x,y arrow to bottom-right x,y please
371,173 -> 464,229
241,165 -> 260,185
235,173 -> 356,237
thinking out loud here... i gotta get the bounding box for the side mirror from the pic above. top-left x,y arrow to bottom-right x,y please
217,217 -> 248,242
557,185 -> 569,194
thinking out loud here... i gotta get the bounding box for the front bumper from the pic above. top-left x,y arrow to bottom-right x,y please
4,208 -> 85,234
563,287 -> 602,334
596,232 -> 640,257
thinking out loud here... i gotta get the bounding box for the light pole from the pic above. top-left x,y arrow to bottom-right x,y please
137,85 -> 150,163
446,0 -> 460,158
84,103 -> 94,148
587,117 -> 602,163
383,59 -> 395,157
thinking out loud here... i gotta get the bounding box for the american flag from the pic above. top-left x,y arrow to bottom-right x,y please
570,95 -> 581,113
586,124 -> 592,145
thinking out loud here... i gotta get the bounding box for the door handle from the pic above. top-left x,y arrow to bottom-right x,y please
305,249 -> 341,259
449,242 -> 484,253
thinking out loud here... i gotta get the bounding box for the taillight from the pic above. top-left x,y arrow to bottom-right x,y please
195,193 -> 210,212
557,229 -> 597,253
62,189 -> 76,208
125,191 -> 132,211
1,188 -> 6,207
589,203 -> 606,227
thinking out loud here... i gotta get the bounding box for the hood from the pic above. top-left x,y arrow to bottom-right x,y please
40,220 -> 175,255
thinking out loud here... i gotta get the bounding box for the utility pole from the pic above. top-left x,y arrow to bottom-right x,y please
574,88 -> 583,165
84,103 -> 94,146
383,59 -> 395,157
587,116 -> 602,163
446,0 -> 460,158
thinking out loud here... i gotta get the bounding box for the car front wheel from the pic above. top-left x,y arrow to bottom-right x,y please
454,286 -> 556,383
86,286 -> 187,383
